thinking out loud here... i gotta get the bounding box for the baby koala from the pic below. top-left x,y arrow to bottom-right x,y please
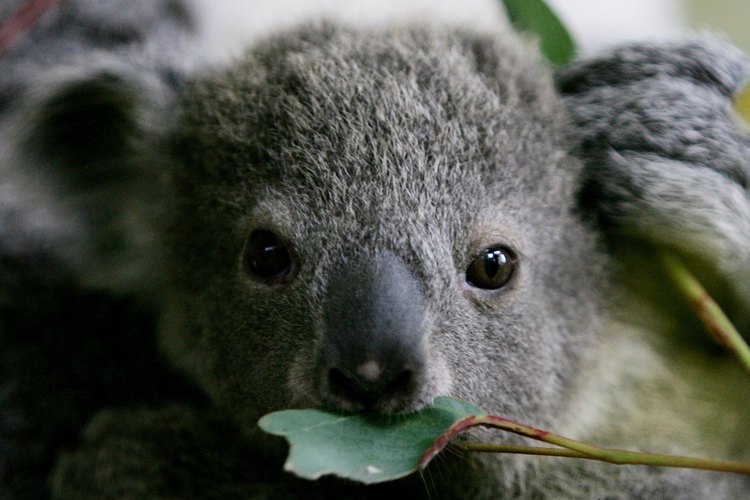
3,5 -> 750,498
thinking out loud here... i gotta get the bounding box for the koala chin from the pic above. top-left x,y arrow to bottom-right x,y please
3,4 -> 750,499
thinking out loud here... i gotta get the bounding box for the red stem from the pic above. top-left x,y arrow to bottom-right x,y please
0,0 -> 61,57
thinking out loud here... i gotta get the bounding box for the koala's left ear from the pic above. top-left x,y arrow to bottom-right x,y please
557,37 -> 749,98
556,37 -> 750,321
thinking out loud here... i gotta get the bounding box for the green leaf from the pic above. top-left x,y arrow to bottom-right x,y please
257,396 -> 485,484
500,0 -> 577,66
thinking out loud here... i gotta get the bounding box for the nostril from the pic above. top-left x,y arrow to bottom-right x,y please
327,366 -> 416,408
386,369 -> 413,395
328,368 -> 351,395
328,367 -> 369,404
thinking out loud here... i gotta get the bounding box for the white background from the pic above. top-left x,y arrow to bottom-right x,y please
189,0 -> 749,64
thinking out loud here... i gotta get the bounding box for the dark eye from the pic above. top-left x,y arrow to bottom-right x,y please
466,246 -> 516,290
243,230 -> 294,282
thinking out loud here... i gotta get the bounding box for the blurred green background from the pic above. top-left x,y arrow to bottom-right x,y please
685,0 -> 750,53
546,0 -> 750,54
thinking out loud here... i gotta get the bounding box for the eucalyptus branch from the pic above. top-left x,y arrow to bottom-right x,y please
459,443 -> 587,459
0,0 -> 61,56
659,252 -> 750,378
421,415 -> 750,475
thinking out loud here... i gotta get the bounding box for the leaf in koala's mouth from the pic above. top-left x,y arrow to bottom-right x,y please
257,397 -> 485,484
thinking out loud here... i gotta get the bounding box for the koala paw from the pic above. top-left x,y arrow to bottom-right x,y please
50,405 -> 255,498
49,405 -> 361,499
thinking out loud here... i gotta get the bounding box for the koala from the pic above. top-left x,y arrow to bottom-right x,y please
0,1 -> 201,497
2,3 -> 750,499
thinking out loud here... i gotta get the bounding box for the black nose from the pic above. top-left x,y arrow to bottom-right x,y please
320,252 -> 427,411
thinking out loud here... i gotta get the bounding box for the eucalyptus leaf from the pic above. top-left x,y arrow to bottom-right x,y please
500,0 -> 576,66
257,396 -> 485,484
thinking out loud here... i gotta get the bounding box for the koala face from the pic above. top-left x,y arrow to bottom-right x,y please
160,26 -> 610,435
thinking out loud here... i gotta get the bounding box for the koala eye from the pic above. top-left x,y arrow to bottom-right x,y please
466,246 -> 516,290
243,230 -> 294,282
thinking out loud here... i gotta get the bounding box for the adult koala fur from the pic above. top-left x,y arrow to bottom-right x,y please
2,2 -> 750,498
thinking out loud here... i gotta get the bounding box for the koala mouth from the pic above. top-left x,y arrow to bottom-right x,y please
287,347 -> 450,415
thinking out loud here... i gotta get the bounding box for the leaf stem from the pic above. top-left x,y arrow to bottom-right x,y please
0,0 -> 61,56
421,415 -> 750,475
659,252 -> 750,379
459,443 -> 588,458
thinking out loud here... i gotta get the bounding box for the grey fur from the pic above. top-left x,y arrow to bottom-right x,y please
0,0 -> 198,293
2,6 -> 750,498
559,37 -> 750,315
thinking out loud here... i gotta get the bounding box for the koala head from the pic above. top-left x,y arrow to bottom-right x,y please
158,25 -> 611,434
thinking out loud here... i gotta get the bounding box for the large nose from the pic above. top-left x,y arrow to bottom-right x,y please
320,252 -> 427,411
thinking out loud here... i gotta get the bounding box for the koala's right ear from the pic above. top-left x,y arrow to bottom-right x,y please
27,73 -> 134,181
10,66 -> 185,293
22,67 -> 182,186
